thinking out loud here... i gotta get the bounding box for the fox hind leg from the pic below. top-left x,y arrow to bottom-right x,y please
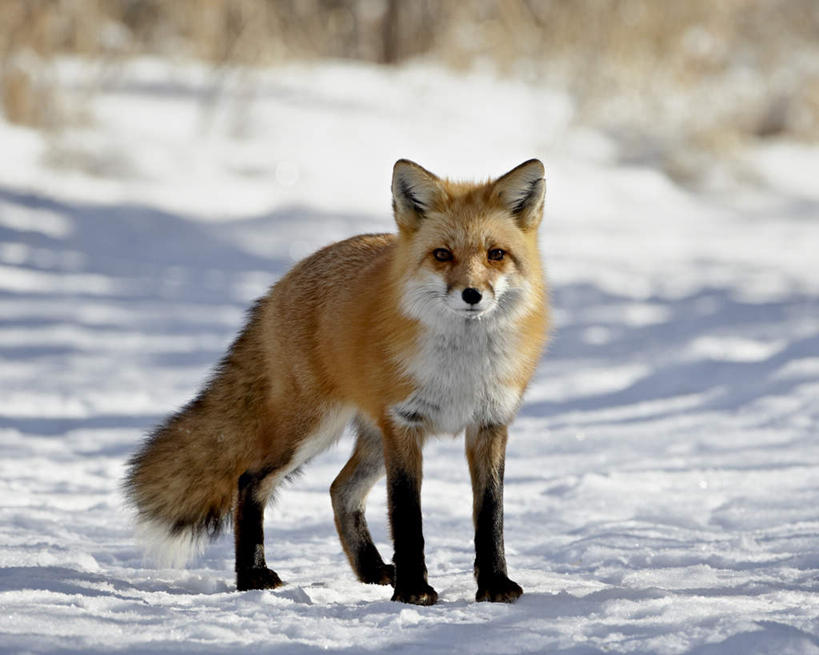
331,418 -> 394,586
235,468 -> 283,591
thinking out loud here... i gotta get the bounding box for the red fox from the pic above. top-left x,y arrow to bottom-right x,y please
124,158 -> 549,605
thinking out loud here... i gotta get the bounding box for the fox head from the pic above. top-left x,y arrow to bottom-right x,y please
392,158 -> 545,327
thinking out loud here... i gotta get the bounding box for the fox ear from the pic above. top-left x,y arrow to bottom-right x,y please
493,159 -> 546,230
392,159 -> 444,231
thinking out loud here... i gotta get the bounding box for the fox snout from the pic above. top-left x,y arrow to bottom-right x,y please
461,287 -> 482,305
455,285 -> 487,315
445,281 -> 499,317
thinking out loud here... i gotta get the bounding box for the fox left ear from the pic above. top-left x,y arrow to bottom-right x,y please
392,159 -> 444,231
493,159 -> 546,230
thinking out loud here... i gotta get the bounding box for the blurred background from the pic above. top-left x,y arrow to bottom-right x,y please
2,0 -> 819,183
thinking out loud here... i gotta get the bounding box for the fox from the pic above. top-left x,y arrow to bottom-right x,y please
124,158 -> 549,605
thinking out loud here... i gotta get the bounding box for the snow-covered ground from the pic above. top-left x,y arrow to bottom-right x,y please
1,59 -> 818,654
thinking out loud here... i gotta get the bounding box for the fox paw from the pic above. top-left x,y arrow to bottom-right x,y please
359,563 -> 395,586
236,567 -> 283,591
476,576 -> 523,603
392,582 -> 438,606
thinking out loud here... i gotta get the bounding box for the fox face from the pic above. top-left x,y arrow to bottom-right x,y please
392,159 -> 545,329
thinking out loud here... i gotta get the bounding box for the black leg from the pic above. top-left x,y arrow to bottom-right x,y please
466,424 -> 522,603
235,470 -> 283,591
383,421 -> 437,605
389,470 -> 429,593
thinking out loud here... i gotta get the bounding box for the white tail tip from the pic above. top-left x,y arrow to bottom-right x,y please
134,518 -> 204,568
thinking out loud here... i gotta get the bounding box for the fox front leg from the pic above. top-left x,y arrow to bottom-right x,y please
465,423 -> 523,602
381,418 -> 437,606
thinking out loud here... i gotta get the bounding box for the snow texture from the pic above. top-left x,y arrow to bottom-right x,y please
1,59 -> 818,654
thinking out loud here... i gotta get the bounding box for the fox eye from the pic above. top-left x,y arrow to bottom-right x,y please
488,248 -> 505,261
433,248 -> 453,262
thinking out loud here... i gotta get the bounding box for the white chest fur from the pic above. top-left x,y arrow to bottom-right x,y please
391,319 -> 522,434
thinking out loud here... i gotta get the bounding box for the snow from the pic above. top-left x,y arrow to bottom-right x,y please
1,58 -> 818,654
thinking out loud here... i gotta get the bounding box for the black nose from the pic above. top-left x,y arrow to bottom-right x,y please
461,287 -> 482,305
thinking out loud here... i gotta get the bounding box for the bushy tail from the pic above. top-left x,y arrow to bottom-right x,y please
123,396 -> 244,567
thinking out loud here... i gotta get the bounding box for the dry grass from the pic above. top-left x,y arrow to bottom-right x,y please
2,0 -> 818,158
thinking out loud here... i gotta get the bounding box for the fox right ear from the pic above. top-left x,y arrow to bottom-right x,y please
392,159 -> 443,231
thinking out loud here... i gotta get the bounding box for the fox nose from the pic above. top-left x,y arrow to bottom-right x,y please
461,287 -> 482,305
